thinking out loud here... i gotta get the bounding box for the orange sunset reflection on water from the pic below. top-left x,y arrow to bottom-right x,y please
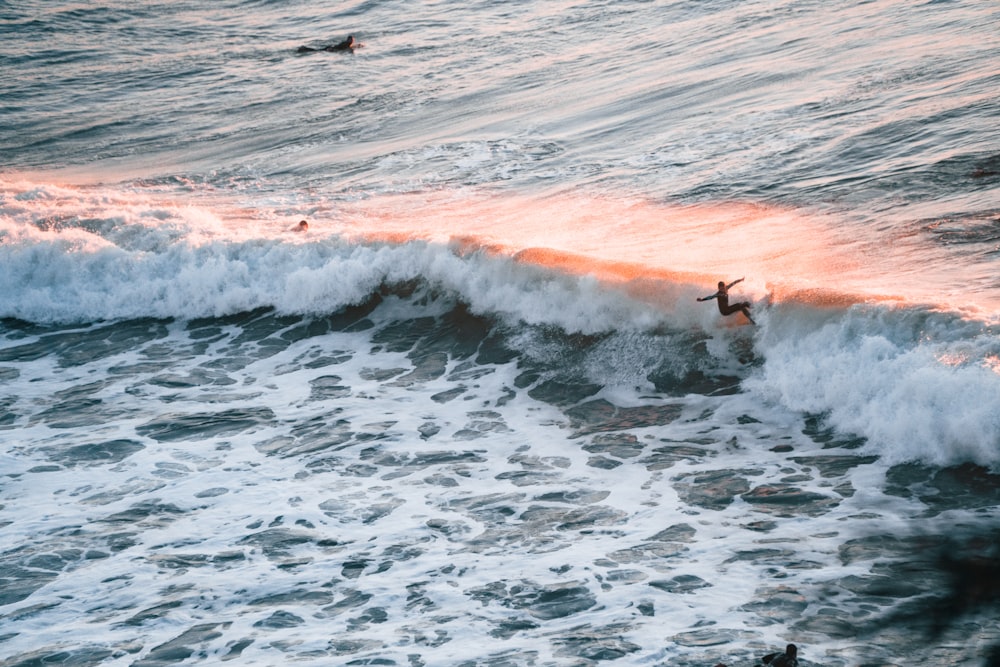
327,190 -> 899,311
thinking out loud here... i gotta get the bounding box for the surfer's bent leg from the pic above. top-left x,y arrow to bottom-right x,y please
720,301 -> 754,323
719,302 -> 745,316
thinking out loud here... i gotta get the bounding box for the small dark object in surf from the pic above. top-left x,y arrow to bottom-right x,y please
760,644 -> 798,667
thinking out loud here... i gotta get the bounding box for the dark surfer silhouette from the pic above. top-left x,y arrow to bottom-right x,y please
761,644 -> 798,667
297,36 -> 360,53
697,277 -> 755,324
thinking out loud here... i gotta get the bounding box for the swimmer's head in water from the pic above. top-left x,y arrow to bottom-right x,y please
298,220 -> 309,230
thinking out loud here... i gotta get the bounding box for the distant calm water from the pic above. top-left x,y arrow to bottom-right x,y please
2,1 -> 999,666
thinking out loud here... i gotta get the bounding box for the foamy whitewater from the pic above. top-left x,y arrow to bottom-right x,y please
1,1 -> 999,666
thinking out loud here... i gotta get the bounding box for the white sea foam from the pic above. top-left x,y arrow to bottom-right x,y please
749,305 -> 1000,467
1,181 -> 670,330
0,314 -> 895,665
3,180 -> 999,471
3,0 -> 1000,663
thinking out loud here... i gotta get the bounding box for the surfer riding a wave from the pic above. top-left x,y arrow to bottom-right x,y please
697,277 -> 755,324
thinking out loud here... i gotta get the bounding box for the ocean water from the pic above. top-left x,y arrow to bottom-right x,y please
2,1 -> 1000,666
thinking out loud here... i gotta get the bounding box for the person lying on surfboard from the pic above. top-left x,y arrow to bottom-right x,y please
697,277 -> 755,324
297,36 -> 361,53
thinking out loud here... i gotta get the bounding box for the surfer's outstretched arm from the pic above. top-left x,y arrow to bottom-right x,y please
697,292 -> 720,302
725,277 -> 744,290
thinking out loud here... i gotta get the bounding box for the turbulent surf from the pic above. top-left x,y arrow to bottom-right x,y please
1,0 -> 999,665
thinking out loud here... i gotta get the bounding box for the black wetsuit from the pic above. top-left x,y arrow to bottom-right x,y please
715,290 -> 750,317
762,646 -> 798,667
699,286 -> 755,323
298,37 -> 356,53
